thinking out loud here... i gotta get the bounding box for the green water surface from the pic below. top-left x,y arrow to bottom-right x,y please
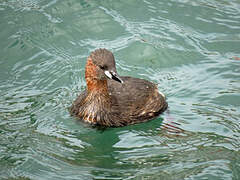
0,0 -> 240,179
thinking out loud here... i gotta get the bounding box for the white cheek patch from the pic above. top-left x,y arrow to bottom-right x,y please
104,71 -> 112,79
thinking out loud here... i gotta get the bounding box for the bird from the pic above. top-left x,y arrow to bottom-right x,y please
70,48 -> 168,127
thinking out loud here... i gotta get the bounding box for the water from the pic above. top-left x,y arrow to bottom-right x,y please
0,0 -> 240,179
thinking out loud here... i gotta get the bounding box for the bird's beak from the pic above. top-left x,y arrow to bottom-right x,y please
104,70 -> 123,83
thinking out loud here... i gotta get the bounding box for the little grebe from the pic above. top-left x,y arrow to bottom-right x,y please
70,49 -> 168,127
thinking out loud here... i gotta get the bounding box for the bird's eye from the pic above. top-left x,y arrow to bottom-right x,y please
99,65 -> 107,70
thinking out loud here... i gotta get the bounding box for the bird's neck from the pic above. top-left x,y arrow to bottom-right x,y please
86,78 -> 109,94
85,59 -> 109,94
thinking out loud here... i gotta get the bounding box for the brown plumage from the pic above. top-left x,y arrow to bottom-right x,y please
70,49 -> 168,127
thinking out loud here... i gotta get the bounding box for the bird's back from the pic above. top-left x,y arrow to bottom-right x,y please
107,76 -> 168,125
